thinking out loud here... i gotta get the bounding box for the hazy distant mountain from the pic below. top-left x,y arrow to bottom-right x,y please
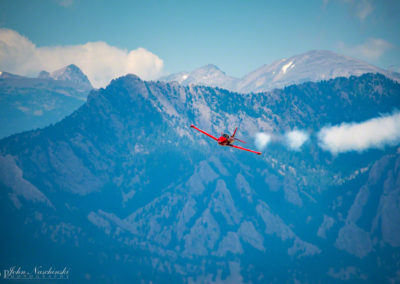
237,50 -> 400,93
159,64 -> 238,90
1,73 -> 400,283
0,65 -> 92,138
160,50 -> 400,93
37,64 -> 92,92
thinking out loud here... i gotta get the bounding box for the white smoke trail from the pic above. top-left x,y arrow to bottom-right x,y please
255,133 -> 272,150
318,112 -> 400,154
285,130 -> 309,150
254,113 -> 400,154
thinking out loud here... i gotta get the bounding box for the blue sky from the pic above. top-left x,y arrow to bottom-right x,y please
0,0 -> 399,86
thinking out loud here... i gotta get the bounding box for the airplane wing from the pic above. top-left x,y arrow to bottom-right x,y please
229,144 -> 262,155
190,125 -> 218,141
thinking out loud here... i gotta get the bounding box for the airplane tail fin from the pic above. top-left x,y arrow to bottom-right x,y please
234,137 -> 246,143
231,127 -> 246,143
232,127 -> 238,138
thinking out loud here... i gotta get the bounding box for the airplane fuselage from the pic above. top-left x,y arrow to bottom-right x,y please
217,134 -> 234,146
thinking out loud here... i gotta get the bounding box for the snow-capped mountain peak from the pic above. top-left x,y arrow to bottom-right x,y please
161,50 -> 400,93
37,64 -> 92,89
196,64 -> 223,72
236,49 -> 399,93
159,64 -> 239,90
51,64 -> 92,88
188,64 -> 233,83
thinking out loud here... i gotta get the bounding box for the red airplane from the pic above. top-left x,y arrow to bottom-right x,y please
190,125 -> 262,155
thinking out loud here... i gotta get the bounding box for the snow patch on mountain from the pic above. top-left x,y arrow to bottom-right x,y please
281,61 -> 294,74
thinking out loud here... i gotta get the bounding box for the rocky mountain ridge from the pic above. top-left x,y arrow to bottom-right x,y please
0,73 -> 399,283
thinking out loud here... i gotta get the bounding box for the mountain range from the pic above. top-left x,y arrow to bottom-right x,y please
159,50 -> 400,93
2,50 -> 398,141
1,71 -> 400,283
0,64 -> 92,139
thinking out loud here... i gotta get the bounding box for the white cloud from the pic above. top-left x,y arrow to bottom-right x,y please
0,28 -> 164,88
318,112 -> 400,154
255,133 -> 272,151
338,38 -> 393,61
354,0 -> 374,21
324,0 -> 374,21
342,0 -> 374,21
285,130 -> 309,150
